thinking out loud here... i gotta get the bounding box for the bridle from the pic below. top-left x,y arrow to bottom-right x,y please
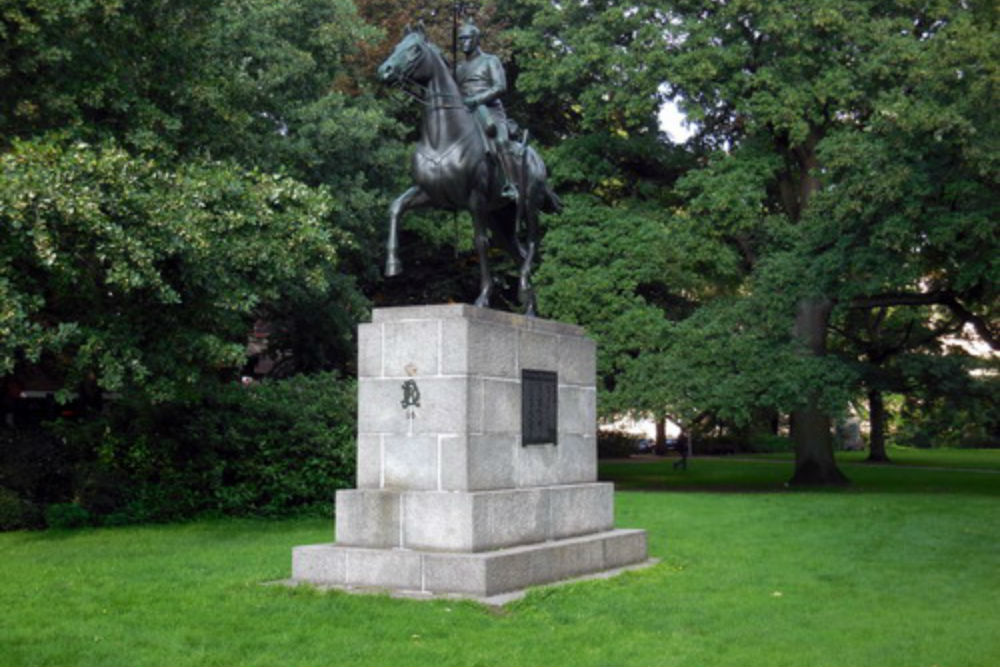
386,39 -> 467,111
393,81 -> 465,110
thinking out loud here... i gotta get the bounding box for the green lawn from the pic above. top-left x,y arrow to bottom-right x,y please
601,446 -> 1000,495
2,454 -> 998,666
754,445 -> 1000,470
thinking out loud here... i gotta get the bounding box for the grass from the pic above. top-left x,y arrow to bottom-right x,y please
749,445 -> 1000,471
2,452 -> 998,666
602,446 -> 1000,495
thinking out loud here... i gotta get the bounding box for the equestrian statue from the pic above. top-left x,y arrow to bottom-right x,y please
376,22 -> 561,316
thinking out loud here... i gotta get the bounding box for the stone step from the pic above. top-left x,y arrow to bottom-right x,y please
292,528 -> 648,598
335,482 -> 615,552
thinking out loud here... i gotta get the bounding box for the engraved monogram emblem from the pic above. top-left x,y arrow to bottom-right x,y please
400,379 -> 421,409
401,378 -> 420,436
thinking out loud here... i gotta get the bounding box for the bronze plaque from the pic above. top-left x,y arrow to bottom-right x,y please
522,369 -> 557,445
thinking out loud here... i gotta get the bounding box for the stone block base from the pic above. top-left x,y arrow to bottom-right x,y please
335,483 -> 614,552
292,529 -> 648,598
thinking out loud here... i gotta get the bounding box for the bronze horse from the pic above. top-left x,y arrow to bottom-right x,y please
376,26 -> 560,315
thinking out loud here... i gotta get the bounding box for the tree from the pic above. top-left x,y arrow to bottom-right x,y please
513,2 -> 789,441
516,0 -> 998,483
1,0 -> 408,382
1,0 -> 395,170
795,0 -> 998,462
0,138 -> 341,403
665,0 -> 998,483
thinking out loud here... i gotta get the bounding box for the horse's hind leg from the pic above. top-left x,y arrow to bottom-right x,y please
485,206 -> 534,313
519,233 -> 537,316
518,190 -> 539,317
519,241 -> 536,316
487,207 -> 523,259
486,204 -> 537,316
471,195 -> 493,309
386,186 -> 431,277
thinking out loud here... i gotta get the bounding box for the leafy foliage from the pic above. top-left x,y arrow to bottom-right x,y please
183,373 -> 356,518
43,502 -> 92,530
520,0 -> 998,481
0,486 -> 36,530
0,137 -> 340,401
1,0 -> 409,376
0,372 -> 357,525
1,0 -> 393,167
596,429 -> 643,459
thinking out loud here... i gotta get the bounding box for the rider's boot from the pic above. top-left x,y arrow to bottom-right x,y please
499,149 -> 519,202
502,180 -> 519,202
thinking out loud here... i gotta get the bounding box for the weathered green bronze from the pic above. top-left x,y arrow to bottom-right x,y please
376,24 -> 560,315
456,21 -> 518,202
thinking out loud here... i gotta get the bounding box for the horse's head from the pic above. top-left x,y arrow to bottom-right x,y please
377,25 -> 439,86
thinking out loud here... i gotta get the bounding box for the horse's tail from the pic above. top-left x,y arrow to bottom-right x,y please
520,135 -> 561,215
541,185 -> 562,214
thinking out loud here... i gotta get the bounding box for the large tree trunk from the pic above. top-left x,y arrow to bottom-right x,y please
655,417 -> 667,450
866,388 -> 890,462
789,297 -> 849,486
781,134 -> 846,485
789,409 -> 846,485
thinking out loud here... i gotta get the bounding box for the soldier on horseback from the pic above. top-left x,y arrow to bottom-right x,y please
376,24 -> 559,314
455,21 -> 520,202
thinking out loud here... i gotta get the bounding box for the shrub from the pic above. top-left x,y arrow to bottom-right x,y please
890,382 -> 999,449
690,437 -> 741,456
44,503 -> 92,529
191,373 -> 356,517
43,372 -> 357,525
747,434 -> 795,453
0,426 -> 78,507
597,430 -> 642,458
956,436 -> 1000,450
0,427 -> 76,530
0,487 -> 28,530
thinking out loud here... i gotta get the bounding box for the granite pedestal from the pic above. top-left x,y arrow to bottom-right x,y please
291,305 -> 648,598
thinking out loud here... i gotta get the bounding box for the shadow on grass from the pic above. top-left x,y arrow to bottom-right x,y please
599,457 -> 1000,497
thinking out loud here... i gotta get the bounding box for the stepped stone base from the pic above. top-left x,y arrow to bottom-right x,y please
292,528 -> 648,598
291,306 -> 650,600
335,482 -> 615,553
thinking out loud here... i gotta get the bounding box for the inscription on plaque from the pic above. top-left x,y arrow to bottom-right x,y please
522,369 -> 557,446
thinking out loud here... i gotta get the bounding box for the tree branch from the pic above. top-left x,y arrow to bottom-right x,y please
848,291 -> 946,308
941,294 -> 999,351
848,290 -> 998,350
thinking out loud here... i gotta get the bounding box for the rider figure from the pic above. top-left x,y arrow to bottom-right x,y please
456,21 -> 519,202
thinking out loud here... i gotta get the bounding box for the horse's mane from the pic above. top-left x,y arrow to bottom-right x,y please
423,37 -> 453,77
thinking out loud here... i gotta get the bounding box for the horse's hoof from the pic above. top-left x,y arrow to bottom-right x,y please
385,257 -> 403,277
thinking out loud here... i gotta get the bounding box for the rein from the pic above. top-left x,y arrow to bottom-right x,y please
389,41 -> 467,111
393,77 -> 466,110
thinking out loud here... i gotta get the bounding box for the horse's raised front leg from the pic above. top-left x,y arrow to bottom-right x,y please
386,186 -> 431,277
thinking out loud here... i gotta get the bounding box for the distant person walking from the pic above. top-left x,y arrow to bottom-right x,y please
673,433 -> 689,470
